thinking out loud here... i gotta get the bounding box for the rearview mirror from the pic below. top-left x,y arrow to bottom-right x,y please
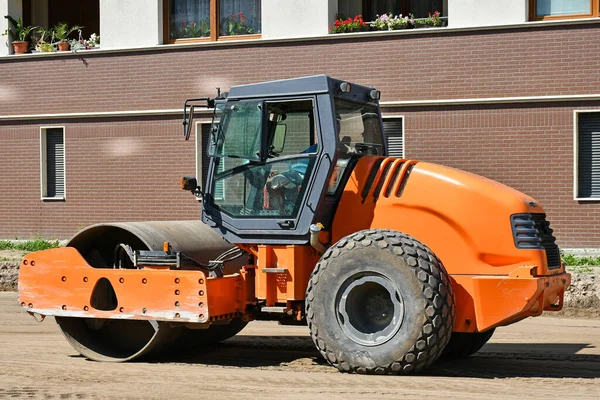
272,124 -> 287,154
184,105 -> 196,140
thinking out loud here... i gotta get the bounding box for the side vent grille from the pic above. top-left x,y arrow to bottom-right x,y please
397,164 -> 414,198
361,159 -> 383,202
510,213 -> 561,270
384,163 -> 404,197
361,159 -> 416,203
372,162 -> 393,200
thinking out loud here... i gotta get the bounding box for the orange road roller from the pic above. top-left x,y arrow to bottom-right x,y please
18,76 -> 570,373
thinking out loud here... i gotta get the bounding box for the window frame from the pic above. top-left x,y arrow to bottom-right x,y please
163,0 -> 262,44
573,110 -> 600,201
40,126 -> 66,201
529,0 -> 599,21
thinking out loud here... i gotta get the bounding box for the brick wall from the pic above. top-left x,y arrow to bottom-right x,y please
395,103 -> 600,248
1,23 -> 599,116
0,116 -> 200,238
1,22 -> 600,246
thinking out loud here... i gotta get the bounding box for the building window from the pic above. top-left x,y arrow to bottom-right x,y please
576,112 -> 600,200
383,117 -> 404,158
40,127 -> 65,200
164,0 -> 261,43
530,0 -> 599,20
355,0 -> 444,20
23,0 -> 100,43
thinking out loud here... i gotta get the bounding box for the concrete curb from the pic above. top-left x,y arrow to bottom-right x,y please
2,261 -> 599,318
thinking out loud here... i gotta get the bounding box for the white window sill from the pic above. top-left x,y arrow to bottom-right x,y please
41,197 -> 65,201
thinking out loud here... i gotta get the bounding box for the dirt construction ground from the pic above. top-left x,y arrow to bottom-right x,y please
1,293 -> 599,399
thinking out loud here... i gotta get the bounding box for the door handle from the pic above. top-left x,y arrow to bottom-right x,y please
277,220 -> 295,229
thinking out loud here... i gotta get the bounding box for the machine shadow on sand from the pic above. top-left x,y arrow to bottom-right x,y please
91,335 -> 600,380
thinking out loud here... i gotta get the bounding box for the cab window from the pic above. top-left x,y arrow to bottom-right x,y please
211,99 -> 317,218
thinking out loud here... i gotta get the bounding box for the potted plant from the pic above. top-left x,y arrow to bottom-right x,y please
410,11 -> 443,28
331,15 -> 368,34
175,20 -> 210,39
52,22 -> 82,51
2,15 -> 37,54
370,13 -> 410,31
34,28 -> 55,52
220,12 -> 254,36
69,32 -> 100,52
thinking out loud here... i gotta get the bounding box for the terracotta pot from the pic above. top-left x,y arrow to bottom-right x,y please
12,41 -> 29,54
57,42 -> 70,52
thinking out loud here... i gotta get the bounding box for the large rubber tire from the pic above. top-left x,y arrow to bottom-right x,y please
306,229 -> 455,374
442,328 -> 495,359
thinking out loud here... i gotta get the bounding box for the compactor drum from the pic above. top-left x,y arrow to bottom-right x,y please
18,76 -> 570,373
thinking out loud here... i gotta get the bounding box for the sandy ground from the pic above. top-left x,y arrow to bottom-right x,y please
0,293 -> 599,399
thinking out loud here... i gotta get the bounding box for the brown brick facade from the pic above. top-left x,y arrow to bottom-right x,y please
1,22 -> 600,247
0,116 -> 200,238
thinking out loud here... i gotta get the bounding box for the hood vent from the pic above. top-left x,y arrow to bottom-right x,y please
361,158 -> 416,203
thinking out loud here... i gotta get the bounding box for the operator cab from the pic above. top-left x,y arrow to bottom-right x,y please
189,75 -> 386,244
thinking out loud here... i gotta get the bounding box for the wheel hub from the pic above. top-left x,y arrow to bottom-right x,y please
336,273 -> 404,346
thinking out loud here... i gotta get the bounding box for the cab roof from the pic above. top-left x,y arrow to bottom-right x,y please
227,75 -> 378,101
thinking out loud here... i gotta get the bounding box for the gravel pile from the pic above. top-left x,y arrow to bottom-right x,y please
0,262 -> 19,291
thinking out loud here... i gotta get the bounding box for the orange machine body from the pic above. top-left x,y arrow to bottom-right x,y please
18,155 -> 570,334
331,156 -> 570,332
18,247 -> 248,324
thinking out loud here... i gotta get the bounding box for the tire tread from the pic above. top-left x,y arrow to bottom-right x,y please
306,229 -> 455,374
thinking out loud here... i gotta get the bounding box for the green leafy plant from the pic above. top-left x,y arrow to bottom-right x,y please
34,28 -> 55,52
221,12 -> 255,36
331,15 -> 368,34
174,19 -> 210,38
561,253 -> 600,266
410,11 -> 443,28
52,22 -> 83,43
38,41 -> 55,52
2,15 -> 38,41
0,239 -> 60,252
